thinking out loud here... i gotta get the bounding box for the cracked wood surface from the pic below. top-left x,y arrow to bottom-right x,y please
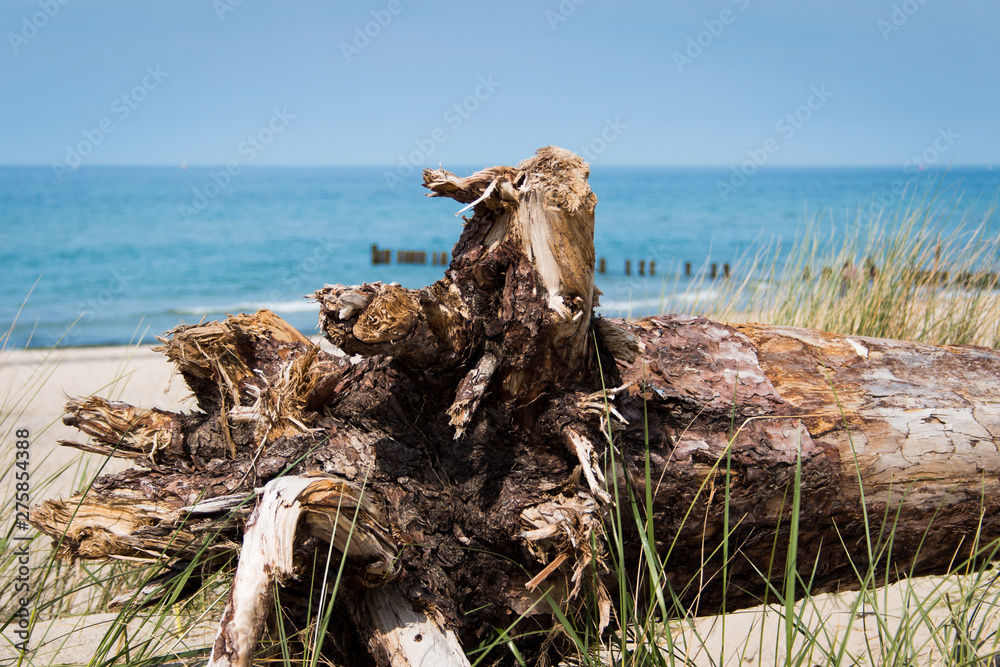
608,315 -> 1000,610
739,323 -> 1000,507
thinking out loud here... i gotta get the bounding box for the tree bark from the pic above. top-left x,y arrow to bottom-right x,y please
30,147 -> 1000,666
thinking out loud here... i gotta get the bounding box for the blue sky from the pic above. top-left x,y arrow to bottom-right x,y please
2,0 -> 998,168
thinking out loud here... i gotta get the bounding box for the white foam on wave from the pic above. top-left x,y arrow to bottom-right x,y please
597,296 -> 665,313
170,300 -> 319,315
597,287 -> 721,313
673,288 -> 720,303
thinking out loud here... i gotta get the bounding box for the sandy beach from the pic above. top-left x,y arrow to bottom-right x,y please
3,344 -> 997,665
0,344 -> 211,662
1,344 -> 192,500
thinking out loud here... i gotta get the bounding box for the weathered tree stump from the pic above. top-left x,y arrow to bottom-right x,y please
31,147 -> 1000,666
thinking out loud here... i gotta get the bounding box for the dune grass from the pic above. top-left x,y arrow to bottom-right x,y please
667,188 -> 1000,349
2,188 -> 1000,665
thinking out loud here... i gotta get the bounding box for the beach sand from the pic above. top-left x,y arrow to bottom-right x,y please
2,345 -> 997,665
1,344 -> 192,499
0,344 -> 212,662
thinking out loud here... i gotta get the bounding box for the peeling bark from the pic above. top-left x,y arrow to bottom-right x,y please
30,147 -> 1000,666
604,315 -> 1000,612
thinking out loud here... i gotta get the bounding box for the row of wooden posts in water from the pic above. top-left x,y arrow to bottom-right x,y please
612,259 -> 732,278
370,245 -> 997,288
372,245 -> 733,279
371,245 -> 449,266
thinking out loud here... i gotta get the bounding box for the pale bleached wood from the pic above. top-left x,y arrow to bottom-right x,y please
360,582 -> 471,667
208,476 -> 317,667
208,475 -> 399,667
734,323 -> 1000,510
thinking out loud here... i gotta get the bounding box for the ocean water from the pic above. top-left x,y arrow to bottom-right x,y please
1,165 -> 998,349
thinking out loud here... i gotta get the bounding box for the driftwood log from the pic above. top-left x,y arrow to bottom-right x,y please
31,147 -> 1000,666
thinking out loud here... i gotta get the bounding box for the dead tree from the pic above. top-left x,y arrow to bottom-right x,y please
31,147 -> 1000,666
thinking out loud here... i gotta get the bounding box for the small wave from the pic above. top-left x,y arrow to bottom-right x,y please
169,300 -> 319,315
597,296 -> 666,312
673,288 -> 720,304
598,288 -> 720,313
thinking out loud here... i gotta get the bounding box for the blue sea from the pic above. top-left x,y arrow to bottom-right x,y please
2,165 -> 998,349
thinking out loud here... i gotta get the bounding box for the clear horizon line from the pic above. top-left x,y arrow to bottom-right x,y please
0,162 -> 996,170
